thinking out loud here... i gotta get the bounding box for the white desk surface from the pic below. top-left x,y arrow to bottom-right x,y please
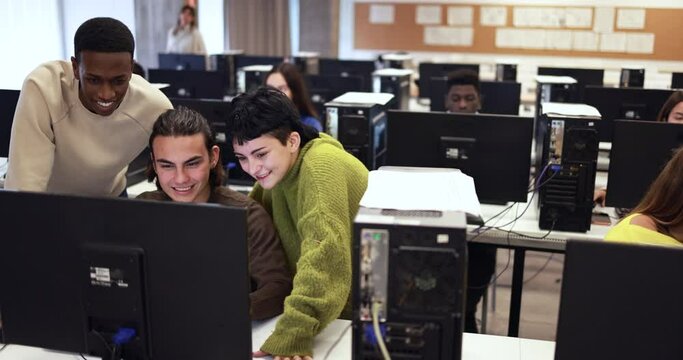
0,318 -> 554,360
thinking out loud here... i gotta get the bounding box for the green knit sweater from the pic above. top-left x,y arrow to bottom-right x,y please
251,133 -> 368,356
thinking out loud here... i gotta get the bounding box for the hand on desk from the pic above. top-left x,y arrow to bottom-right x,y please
253,350 -> 313,360
594,188 -> 607,208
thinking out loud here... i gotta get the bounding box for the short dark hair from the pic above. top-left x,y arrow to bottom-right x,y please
227,86 -> 319,147
146,106 -> 224,189
74,17 -> 135,60
446,69 -> 480,94
657,91 -> 683,122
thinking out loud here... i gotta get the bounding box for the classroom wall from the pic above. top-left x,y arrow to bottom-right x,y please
338,0 -> 683,93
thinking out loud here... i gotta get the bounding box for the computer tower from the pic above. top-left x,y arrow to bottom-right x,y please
496,64 -> 517,82
372,69 -> 413,110
536,104 -> 599,232
324,92 -> 394,169
352,207 -> 467,360
237,65 -> 274,94
379,53 -> 413,70
535,76 -> 579,118
620,68 -> 645,88
210,50 -> 244,95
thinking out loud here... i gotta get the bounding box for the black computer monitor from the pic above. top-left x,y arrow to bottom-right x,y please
582,86 -> 674,142
148,69 -> 228,100
158,53 -> 206,71
537,67 -> 604,101
305,74 -> 365,126
605,120 -> 683,208
0,89 -> 20,157
555,240 -> 683,360
385,111 -> 533,204
168,98 -> 254,186
429,77 -> 520,115
318,58 -> 376,92
672,72 -> 683,89
0,190 -> 251,360
417,62 -> 480,99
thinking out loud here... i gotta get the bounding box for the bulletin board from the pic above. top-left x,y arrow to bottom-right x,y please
354,3 -> 683,61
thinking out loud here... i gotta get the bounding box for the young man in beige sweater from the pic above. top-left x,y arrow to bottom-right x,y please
5,17 -> 172,196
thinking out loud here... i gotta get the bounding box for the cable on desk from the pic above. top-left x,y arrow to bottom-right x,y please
323,323 -> 352,360
0,343 -> 7,352
80,354 -> 88,360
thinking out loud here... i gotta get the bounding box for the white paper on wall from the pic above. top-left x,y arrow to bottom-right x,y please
495,28 -> 520,48
572,31 -> 599,51
564,7 -> 592,28
593,7 -> 615,33
424,26 -> 474,46
481,6 -> 507,27
545,30 -> 572,50
416,5 -> 442,25
600,32 -> 627,52
617,8 -> 646,30
626,33 -> 655,54
513,7 -> 564,28
520,29 -> 546,49
369,4 -> 395,24
447,6 -> 473,26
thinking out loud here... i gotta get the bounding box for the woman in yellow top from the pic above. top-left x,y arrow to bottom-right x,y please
605,146 -> 683,247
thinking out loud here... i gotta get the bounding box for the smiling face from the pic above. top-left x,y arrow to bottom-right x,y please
667,101 -> 683,124
152,133 -> 219,203
232,132 -> 300,190
71,51 -> 133,116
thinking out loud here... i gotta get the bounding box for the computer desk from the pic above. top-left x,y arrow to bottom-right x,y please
0,317 -> 555,360
469,171 -> 613,337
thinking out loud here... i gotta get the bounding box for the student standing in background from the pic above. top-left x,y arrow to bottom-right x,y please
166,5 -> 207,55
265,62 -> 323,131
5,17 -> 172,197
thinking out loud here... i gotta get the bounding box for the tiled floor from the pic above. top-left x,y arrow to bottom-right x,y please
478,249 -> 565,341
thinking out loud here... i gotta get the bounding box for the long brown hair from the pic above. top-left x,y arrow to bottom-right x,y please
656,91 -> 683,122
173,5 -> 197,35
265,62 -> 319,118
631,146 -> 683,234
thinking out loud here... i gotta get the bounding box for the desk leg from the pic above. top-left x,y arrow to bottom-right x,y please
508,248 -> 526,337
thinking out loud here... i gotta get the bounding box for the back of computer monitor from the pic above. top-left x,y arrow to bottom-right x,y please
672,72 -> 683,89
0,191 -> 252,360
606,120 -> 683,208
385,111 -> 533,204
318,58 -> 376,92
149,69 -> 228,99
555,240 -> 683,360
158,53 -> 206,71
583,86 -> 674,142
0,89 -> 20,158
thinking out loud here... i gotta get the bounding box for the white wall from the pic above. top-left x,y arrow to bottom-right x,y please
62,0 -> 136,60
0,0 -> 62,89
198,0 -> 225,55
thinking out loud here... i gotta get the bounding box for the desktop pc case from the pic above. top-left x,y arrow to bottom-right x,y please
352,208 -> 467,360
535,110 -> 599,232
324,92 -> 393,170
372,69 -> 412,110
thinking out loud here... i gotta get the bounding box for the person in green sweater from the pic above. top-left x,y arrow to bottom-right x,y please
227,87 -> 369,359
